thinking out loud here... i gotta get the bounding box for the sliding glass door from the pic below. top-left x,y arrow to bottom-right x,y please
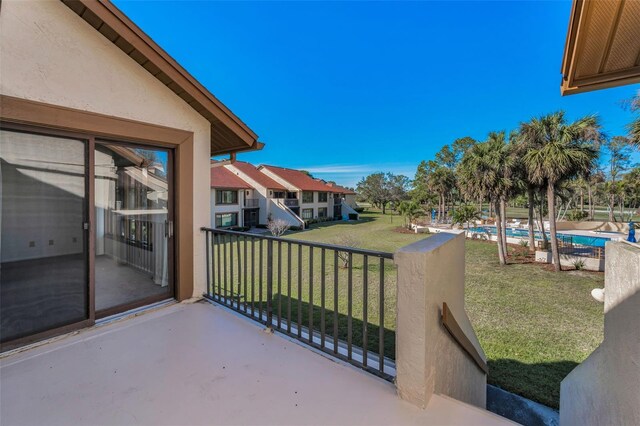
1,126 -> 175,349
94,142 -> 173,316
0,129 -> 89,344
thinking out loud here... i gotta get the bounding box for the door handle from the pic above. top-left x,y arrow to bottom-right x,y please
165,220 -> 174,238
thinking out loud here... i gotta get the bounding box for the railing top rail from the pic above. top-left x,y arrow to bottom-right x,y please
201,227 -> 394,259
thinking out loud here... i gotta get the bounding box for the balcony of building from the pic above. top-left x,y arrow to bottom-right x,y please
1,229 -> 516,425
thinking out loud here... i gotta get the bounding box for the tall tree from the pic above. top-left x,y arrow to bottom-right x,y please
356,172 -> 408,214
356,173 -> 390,213
458,132 -> 514,265
522,112 -> 601,272
627,93 -> 640,148
603,136 -> 633,221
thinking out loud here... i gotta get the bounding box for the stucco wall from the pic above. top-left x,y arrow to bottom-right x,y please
298,192 -> 332,219
394,233 -> 487,409
560,242 -> 640,426
1,0 -> 211,297
210,189 -> 244,228
225,164 -> 270,224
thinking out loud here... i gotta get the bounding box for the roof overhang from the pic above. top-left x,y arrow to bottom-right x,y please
61,0 -> 262,154
561,0 -> 640,95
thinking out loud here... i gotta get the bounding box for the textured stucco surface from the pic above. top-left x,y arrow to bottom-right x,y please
0,0 -> 211,297
394,233 -> 487,409
560,242 -> 640,426
0,302 -> 512,425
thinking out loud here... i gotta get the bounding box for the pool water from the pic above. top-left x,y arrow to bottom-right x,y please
469,226 -> 611,247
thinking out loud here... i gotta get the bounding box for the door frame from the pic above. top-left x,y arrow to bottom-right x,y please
0,122 -> 94,351
1,96 -> 195,351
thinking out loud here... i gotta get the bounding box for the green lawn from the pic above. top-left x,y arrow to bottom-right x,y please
282,210 -> 604,409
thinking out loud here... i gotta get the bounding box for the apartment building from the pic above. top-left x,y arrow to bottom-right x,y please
210,162 -> 359,228
259,165 -> 361,221
210,164 -> 254,229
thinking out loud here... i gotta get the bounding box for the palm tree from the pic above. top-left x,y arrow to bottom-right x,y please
628,93 -> 640,148
427,166 -> 455,222
452,204 -> 481,232
513,128 -> 541,252
521,112 -> 601,272
458,132 -> 514,265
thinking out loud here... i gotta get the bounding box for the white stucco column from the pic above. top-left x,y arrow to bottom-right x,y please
394,232 -> 487,409
560,241 -> 640,426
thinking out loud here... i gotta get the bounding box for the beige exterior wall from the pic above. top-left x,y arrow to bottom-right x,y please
300,191 -> 332,219
394,233 -> 487,409
560,241 -> 640,426
210,189 -> 244,228
0,0 -> 211,297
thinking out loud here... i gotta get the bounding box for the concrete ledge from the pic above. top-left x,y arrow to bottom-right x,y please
395,232 -> 487,409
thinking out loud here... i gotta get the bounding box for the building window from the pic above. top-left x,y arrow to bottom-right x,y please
318,192 -> 328,202
216,190 -> 238,205
318,207 -> 327,218
216,213 -> 238,228
302,208 -> 313,220
272,191 -> 285,199
302,191 -> 314,203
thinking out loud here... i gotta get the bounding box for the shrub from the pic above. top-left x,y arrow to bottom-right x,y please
519,239 -> 529,247
267,219 -> 290,237
333,234 -> 360,268
568,210 -> 589,221
572,259 -> 586,270
354,207 -> 365,213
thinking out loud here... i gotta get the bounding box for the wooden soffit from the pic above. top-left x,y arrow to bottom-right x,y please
561,0 -> 640,95
61,0 -> 262,155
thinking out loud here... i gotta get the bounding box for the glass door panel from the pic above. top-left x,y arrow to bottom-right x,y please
94,142 -> 172,314
1,129 -> 88,344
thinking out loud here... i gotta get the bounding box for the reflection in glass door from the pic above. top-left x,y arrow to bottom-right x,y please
94,142 -> 173,315
0,129 -> 89,344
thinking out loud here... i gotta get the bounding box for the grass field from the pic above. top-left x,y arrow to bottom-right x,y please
284,211 -> 604,408
208,210 -> 604,408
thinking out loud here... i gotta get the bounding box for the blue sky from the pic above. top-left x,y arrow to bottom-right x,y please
115,0 -> 639,188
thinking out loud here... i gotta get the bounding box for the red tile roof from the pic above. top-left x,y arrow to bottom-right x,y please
325,182 -> 356,195
260,165 -> 338,192
210,164 -> 251,189
229,161 -> 286,190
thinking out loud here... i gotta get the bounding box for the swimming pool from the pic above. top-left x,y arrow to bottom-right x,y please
469,226 -> 612,247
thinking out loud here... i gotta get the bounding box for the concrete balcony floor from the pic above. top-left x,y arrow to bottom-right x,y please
0,301 -> 513,425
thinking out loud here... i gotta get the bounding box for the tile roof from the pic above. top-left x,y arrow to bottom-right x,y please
229,162 -> 286,190
210,164 -> 251,189
325,182 -> 356,195
260,165 -> 337,192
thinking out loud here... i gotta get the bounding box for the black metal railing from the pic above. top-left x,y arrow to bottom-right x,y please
557,235 -> 605,259
244,198 -> 260,208
202,227 -> 396,380
283,199 -> 299,207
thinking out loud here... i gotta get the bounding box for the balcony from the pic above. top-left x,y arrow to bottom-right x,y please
244,198 -> 259,208
283,198 -> 299,207
0,302 -> 507,425
1,230 -> 511,426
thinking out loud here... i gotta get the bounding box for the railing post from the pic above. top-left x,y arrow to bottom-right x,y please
266,238 -> 274,329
